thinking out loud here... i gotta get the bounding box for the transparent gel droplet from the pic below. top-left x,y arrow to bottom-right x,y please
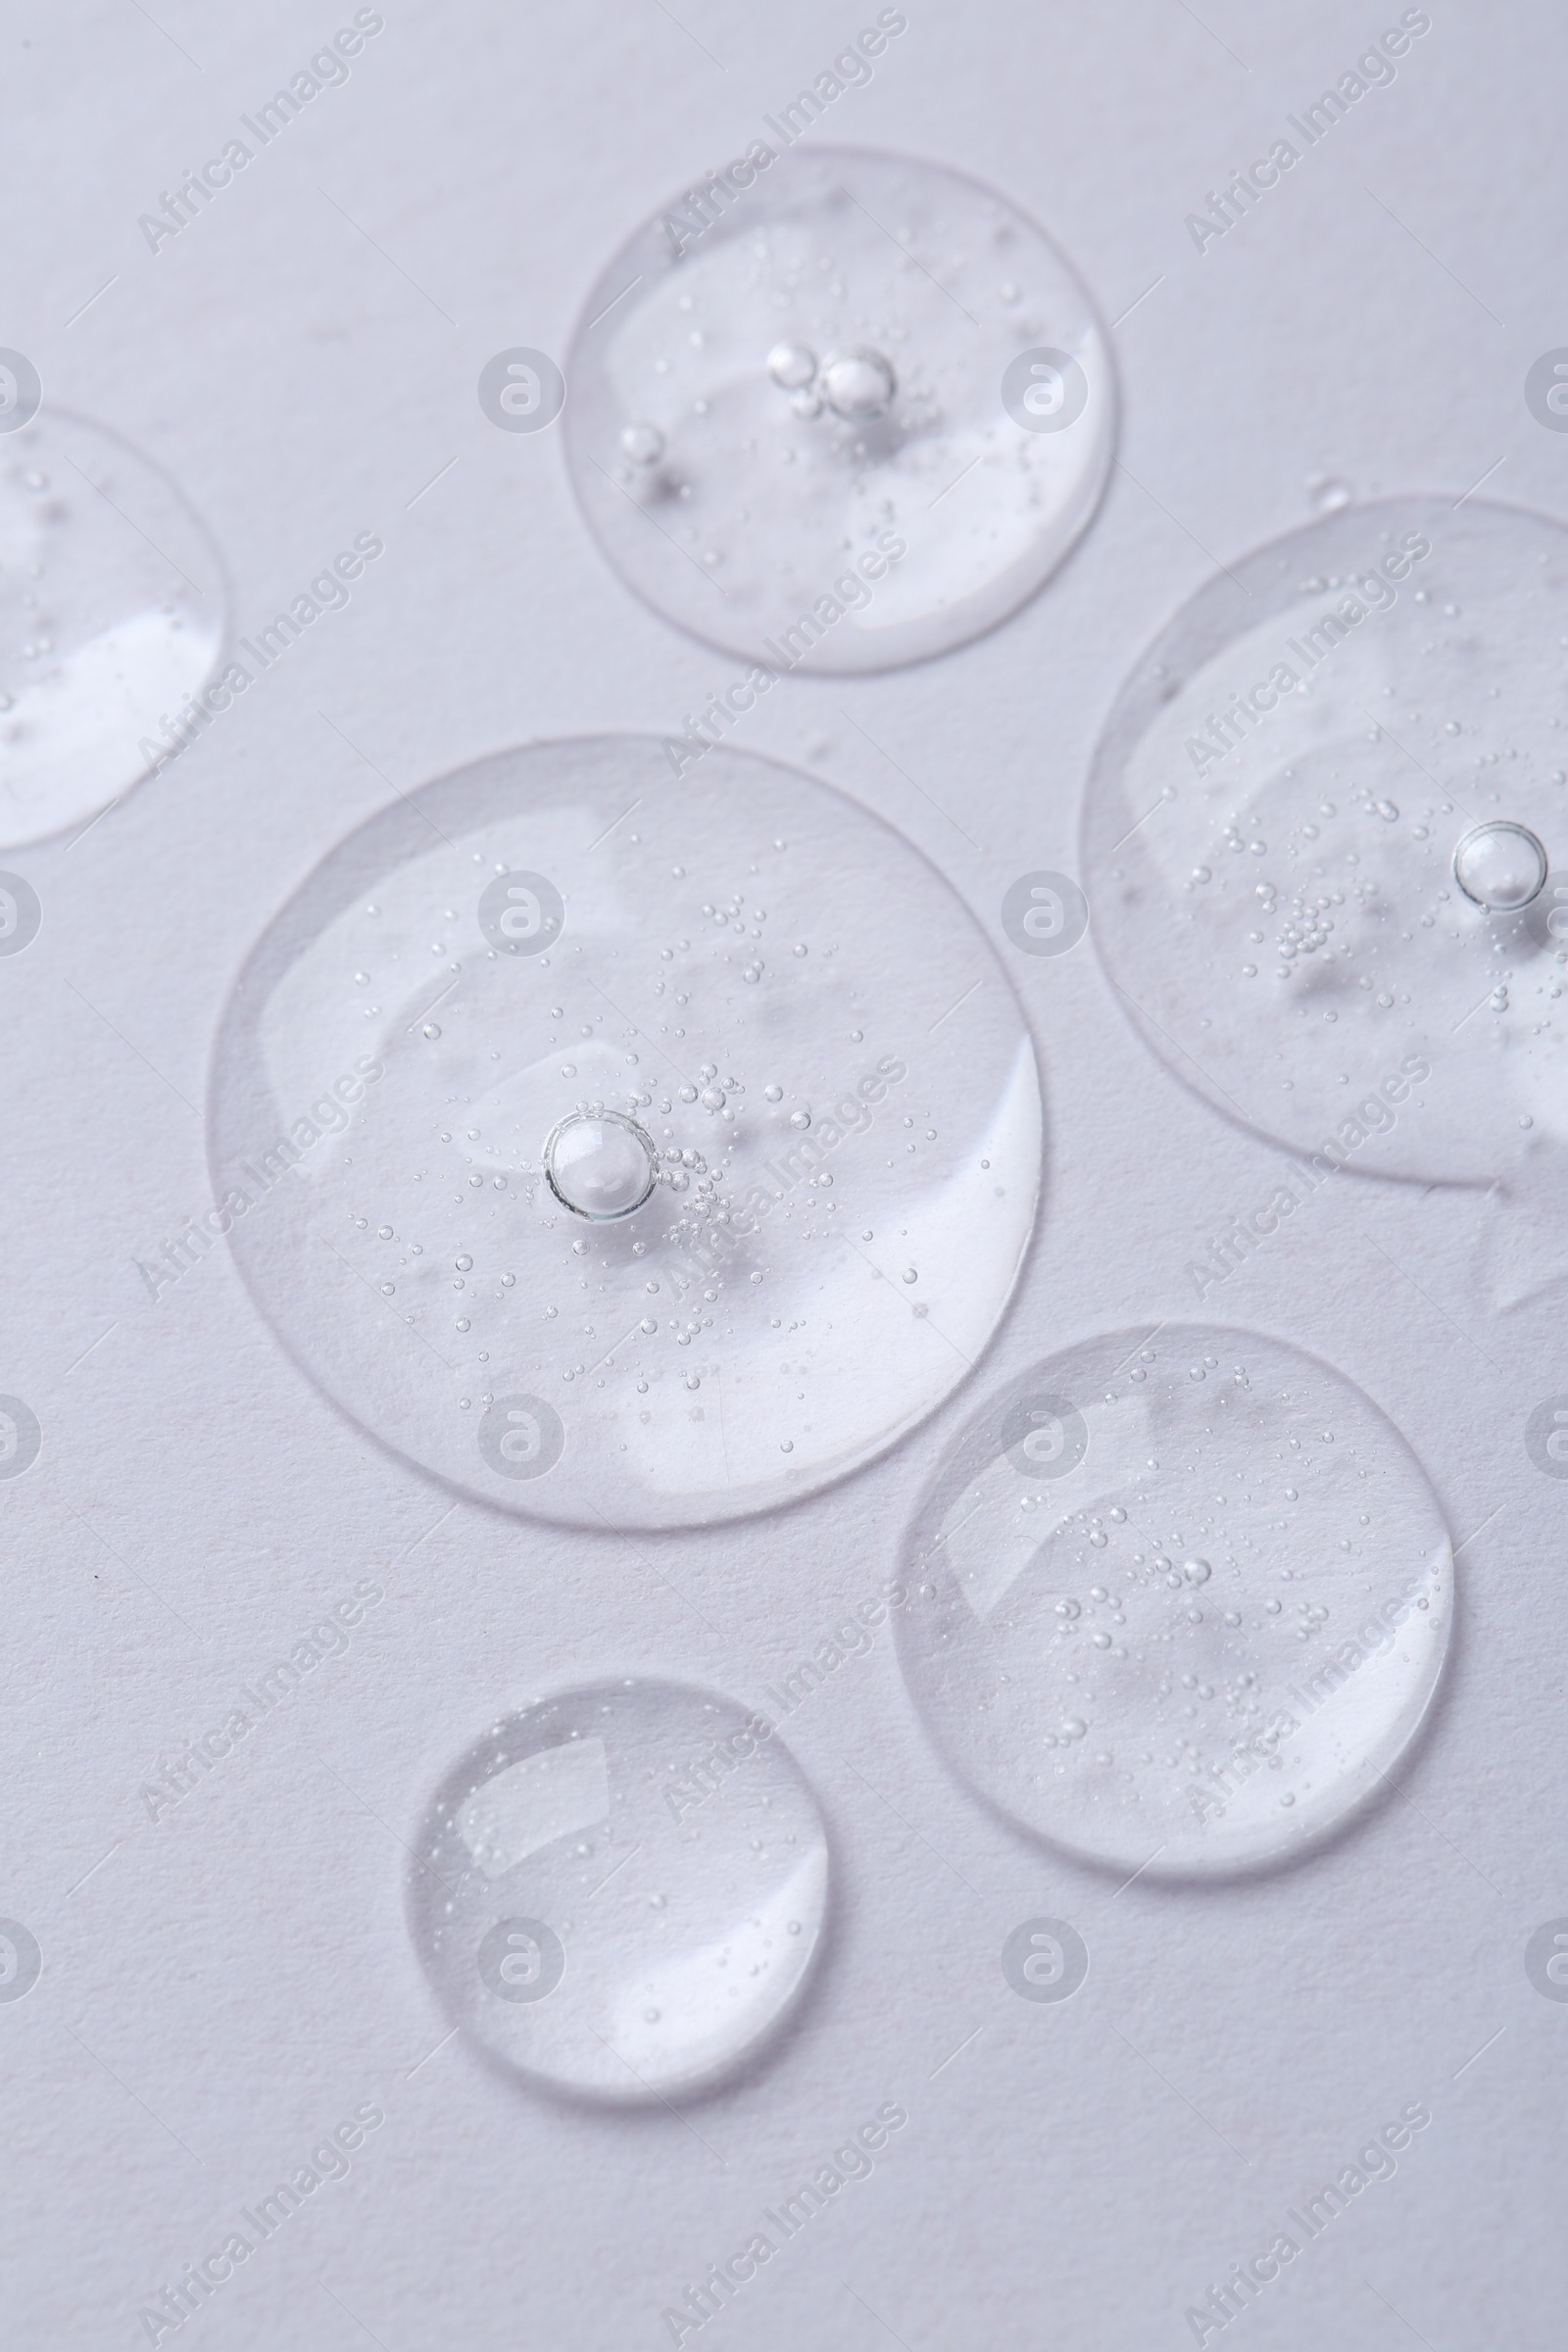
408,1681 -> 828,2101
211,735 -> 1041,1529
0,410 -> 226,847
564,147 -> 1115,672
896,1325 -> 1450,1878
1084,496 -> 1568,1184
1308,473 -> 1352,514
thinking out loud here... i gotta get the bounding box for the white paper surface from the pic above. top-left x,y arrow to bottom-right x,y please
2,2 -> 1561,2344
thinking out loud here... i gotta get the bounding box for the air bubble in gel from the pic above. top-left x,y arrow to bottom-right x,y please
1453,820 -> 1546,911
544,1109 -> 660,1220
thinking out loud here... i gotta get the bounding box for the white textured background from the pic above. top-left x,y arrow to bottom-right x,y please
4,2 -> 1565,2345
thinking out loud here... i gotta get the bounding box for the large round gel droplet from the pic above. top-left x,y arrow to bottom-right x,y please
564,147 -> 1114,673
210,735 -> 1041,1529
1084,496 -> 1568,1185
896,1325 -> 1450,1879
408,1681 -> 828,2102
0,410 -> 226,848
544,1108 -> 659,1219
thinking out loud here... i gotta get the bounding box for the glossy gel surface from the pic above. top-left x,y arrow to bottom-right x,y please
896,1325 -> 1450,1878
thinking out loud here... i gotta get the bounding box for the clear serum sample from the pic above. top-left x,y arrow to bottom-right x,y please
0,410 -> 227,847
1084,495 -> 1568,1186
896,1325 -> 1450,1878
209,735 -> 1041,1529
564,146 -> 1114,671
408,1681 -> 828,2102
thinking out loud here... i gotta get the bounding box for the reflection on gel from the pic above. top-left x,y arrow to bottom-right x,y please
210,734 -> 1041,1530
544,1109 -> 660,1220
564,147 -> 1114,672
896,1325 -> 1451,1879
1453,820 -> 1547,911
0,411 -> 225,848
1084,495 -> 1568,1184
408,1681 -> 828,2102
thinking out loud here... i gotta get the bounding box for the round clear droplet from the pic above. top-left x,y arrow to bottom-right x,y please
1453,820 -> 1547,911
212,735 -> 1041,1529
564,147 -> 1114,672
408,1680 -> 828,2101
896,1325 -> 1450,1879
1084,496 -> 1568,1183
1308,473 -> 1352,514
0,409 -> 226,848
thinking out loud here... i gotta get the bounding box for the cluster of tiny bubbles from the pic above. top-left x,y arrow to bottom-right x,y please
210,733 -> 1040,1529
406,1680 -> 829,2100
893,1324 -> 1452,1879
